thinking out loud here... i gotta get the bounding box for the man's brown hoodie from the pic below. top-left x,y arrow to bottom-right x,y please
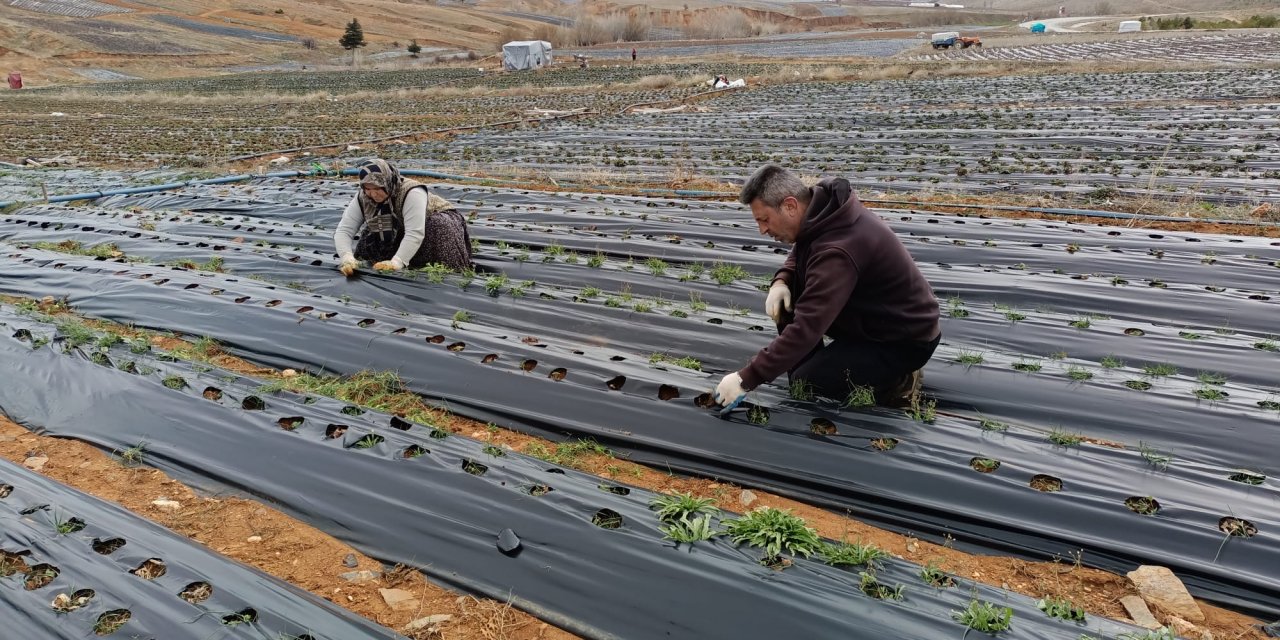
739,178 -> 940,390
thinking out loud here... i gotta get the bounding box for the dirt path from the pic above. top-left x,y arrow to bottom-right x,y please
0,296 -> 1268,639
0,414 -> 575,640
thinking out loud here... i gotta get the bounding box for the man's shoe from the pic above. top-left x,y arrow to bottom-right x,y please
878,369 -> 924,408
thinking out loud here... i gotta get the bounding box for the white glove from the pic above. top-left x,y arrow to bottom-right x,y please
713,372 -> 747,408
765,280 -> 792,323
338,254 -> 359,277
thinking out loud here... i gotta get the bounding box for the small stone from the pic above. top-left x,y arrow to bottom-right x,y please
1120,595 -> 1161,629
247,536 -> 262,543
739,490 -> 757,507
41,296 -> 55,305
151,499 -> 182,511
906,540 -> 919,553
343,553 -> 358,568
23,455 -> 48,471
282,369 -> 298,378
497,528 -> 522,556
340,570 -> 381,583
379,588 -> 420,612
1127,565 -> 1205,623
1167,616 -> 1201,639
404,614 -> 453,632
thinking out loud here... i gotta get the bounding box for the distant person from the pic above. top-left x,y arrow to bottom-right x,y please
712,164 -> 940,409
334,159 -> 472,276
631,47 -> 637,62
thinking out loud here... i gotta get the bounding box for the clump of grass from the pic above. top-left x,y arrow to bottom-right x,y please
1124,380 -> 1153,391
1142,363 -> 1178,377
859,572 -> 906,601
747,405 -> 770,425
418,262 -> 452,283
1065,365 -> 1093,381
788,378 -> 814,401
1048,429 -> 1083,447
1253,339 -> 1278,352
483,273 -> 508,296
1069,316 -> 1091,329
651,492 -> 719,523
1119,627 -> 1177,640
947,297 -> 970,318
524,439 -> 611,470
953,600 -> 1013,633
1037,596 -> 1086,622
482,444 -> 505,458
1138,441 -> 1172,470
1100,355 -> 1124,369
979,417 -> 1007,432
1012,360 -> 1041,373
57,320 -> 97,350
709,262 -> 749,285
587,251 -> 605,268
1004,310 -> 1027,322
114,442 -> 147,467
645,257 -> 668,276
1228,470 -> 1265,485
722,507 -> 823,564
845,385 -> 876,408
1197,371 -> 1226,386
953,349 -> 984,366
920,562 -> 955,588
1178,331 -> 1203,340
688,291 -> 708,314
822,540 -> 888,569
451,310 -> 470,329
909,397 -> 936,424
1193,386 -> 1227,402
648,353 -> 702,371
162,375 -> 187,390
580,286 -> 601,298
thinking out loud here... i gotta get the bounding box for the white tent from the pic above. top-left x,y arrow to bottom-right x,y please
502,41 -> 553,71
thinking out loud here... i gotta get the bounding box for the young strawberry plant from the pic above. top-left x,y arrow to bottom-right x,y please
722,507 -> 823,566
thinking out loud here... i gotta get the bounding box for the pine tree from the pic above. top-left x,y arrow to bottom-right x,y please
340,18 -> 366,50
407,39 -> 421,57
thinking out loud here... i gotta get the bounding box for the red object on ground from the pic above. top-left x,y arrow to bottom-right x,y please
7,72 -> 21,89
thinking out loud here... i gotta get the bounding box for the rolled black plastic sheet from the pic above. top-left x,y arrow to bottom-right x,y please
0,314 -> 1147,640
0,252 -> 1276,620
0,452 -> 402,640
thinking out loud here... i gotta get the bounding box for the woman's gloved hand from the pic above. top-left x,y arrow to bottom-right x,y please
339,254 -> 359,277
373,257 -> 404,272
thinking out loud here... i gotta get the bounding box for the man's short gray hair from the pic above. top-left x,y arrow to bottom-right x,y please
739,164 -> 810,208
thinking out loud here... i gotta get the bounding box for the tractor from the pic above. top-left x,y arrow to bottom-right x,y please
931,32 -> 982,49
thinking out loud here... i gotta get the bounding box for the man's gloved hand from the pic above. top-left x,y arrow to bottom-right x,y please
372,257 -> 404,272
713,372 -> 747,408
765,280 -> 793,323
338,254 -> 359,277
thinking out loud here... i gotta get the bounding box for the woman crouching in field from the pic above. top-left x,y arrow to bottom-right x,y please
334,159 -> 472,276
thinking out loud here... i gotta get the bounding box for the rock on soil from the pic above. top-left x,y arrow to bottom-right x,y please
1127,565 -> 1204,623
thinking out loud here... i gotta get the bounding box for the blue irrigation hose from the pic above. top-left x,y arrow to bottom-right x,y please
2,169 -> 1274,227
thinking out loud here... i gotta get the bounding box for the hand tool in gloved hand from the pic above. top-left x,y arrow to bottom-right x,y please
712,372 -> 747,418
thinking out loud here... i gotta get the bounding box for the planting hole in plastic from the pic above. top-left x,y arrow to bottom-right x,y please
242,396 -> 266,410
296,306 -> 313,314
403,445 -> 429,459
694,392 -> 716,408
277,417 -> 304,431
1030,474 -> 1063,492
178,581 -> 213,604
522,484 -> 553,496
92,538 -> 126,555
131,558 -> 167,580
462,459 -> 488,476
521,359 -> 537,372
222,608 -> 258,626
870,437 -> 898,451
592,509 -> 623,530
1125,496 -> 1160,516
1219,517 -> 1258,538
24,563 -> 59,590
95,609 -> 131,635
610,355 -> 626,362
358,318 -> 375,327
427,335 -> 445,344
1124,328 -> 1145,336
658,384 -> 680,401
184,283 -> 198,290
59,517 -> 87,534
482,354 -> 498,364
606,375 -> 626,391
448,342 -> 466,352
391,327 -> 407,334
390,417 -> 412,431
202,387 -> 222,401
0,484 -> 12,499
350,433 -> 384,449
970,458 -> 1001,473
265,300 -> 282,307
325,424 -> 348,439
234,296 -> 250,303
341,406 -> 365,416
549,367 -> 567,381
810,419 -> 837,436
598,484 -> 630,496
